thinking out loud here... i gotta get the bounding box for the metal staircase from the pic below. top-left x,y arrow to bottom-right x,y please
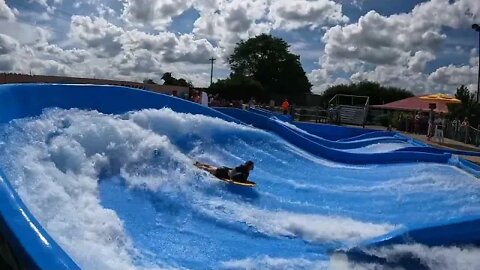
328,94 -> 369,127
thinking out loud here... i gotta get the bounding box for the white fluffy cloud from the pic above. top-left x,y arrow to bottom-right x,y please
408,51 -> 436,73
0,33 -> 19,55
322,0 -> 478,68
0,0 -> 15,21
268,0 -> 348,30
322,9 -> 447,66
193,0 -> 271,55
35,44 -> 89,65
120,30 -> 217,64
312,0 -> 480,94
122,0 -> 191,30
70,15 -> 124,57
428,50 -> 478,88
308,68 -> 350,93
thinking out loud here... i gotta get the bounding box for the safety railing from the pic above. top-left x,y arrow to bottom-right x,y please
328,94 -> 370,126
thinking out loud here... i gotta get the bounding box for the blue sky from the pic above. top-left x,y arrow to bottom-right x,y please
0,0 -> 478,94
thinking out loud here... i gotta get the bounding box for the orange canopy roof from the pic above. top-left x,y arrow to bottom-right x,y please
370,96 -> 450,113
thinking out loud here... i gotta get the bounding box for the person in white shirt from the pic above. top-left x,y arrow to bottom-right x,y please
201,91 -> 209,106
434,113 -> 445,143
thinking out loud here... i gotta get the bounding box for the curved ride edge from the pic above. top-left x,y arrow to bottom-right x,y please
248,107 -> 292,122
278,123 -> 409,149
335,214 -> 480,268
291,121 -> 377,141
395,146 -> 480,157
345,214 -> 480,254
455,159 -> 480,177
0,83 -> 249,269
216,108 -> 451,165
0,170 -> 80,270
0,83 -> 242,125
246,109 -> 410,149
337,131 -> 399,142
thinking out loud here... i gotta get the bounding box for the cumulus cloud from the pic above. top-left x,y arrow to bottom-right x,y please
408,51 -> 436,73
193,0 -> 271,54
322,10 -> 446,66
0,33 -> 21,71
308,68 -> 350,93
428,65 -> 476,87
0,0 -> 15,21
120,30 -> 216,64
0,33 -> 19,55
35,44 -> 89,65
69,16 -> 123,57
321,0 -> 478,67
29,59 -> 71,76
268,0 -> 348,31
122,0 -> 191,30
351,65 -> 432,93
313,0 -> 480,94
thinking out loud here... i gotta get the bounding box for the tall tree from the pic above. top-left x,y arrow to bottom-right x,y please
448,85 -> 477,123
228,34 -> 312,96
161,72 -> 193,87
143,79 -> 156,84
209,75 -> 265,101
321,81 -> 414,106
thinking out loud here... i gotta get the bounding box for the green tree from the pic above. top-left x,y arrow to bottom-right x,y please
228,34 -> 312,97
209,75 -> 266,101
321,81 -> 413,106
448,85 -> 478,125
143,79 -> 156,84
161,72 -> 193,87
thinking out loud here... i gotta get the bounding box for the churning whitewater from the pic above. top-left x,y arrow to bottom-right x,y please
0,108 -> 479,270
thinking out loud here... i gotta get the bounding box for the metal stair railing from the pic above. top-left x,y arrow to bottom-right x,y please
328,94 -> 369,127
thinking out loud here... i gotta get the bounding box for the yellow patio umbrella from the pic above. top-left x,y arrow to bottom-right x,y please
419,93 -> 461,104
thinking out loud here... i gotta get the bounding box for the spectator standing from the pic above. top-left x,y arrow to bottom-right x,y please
269,99 -> 275,109
461,117 -> 470,143
281,99 -> 290,115
434,113 -> 445,143
201,91 -> 208,106
427,109 -> 435,141
414,112 -> 421,134
451,117 -> 459,139
248,98 -> 256,108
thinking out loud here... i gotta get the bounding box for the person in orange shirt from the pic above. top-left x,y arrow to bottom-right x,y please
281,99 -> 289,115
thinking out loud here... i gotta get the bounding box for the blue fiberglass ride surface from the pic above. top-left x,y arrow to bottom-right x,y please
0,84 -> 480,269
216,108 -> 451,164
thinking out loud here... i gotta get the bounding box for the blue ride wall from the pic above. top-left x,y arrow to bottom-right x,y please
216,107 -> 451,165
0,84 -> 478,268
293,122 -> 374,141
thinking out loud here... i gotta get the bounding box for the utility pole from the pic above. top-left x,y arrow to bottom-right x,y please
209,57 -> 216,86
472,24 -> 480,103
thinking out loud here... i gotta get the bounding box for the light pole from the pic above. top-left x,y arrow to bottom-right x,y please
473,24 -> 480,103
209,57 -> 216,86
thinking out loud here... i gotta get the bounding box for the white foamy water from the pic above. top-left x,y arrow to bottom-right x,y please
195,198 -> 394,245
2,108 -> 383,269
272,118 -> 324,139
0,108 -> 477,270
0,108 -> 213,270
342,143 -> 409,153
222,256 -> 328,270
